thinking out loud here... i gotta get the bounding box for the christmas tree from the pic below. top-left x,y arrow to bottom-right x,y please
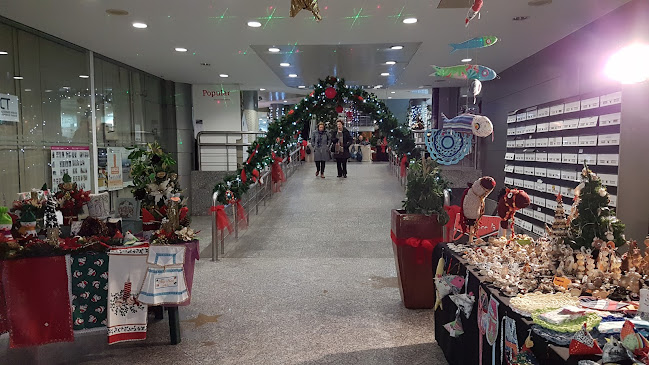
44,195 -> 60,246
547,194 -> 569,243
568,164 -> 625,248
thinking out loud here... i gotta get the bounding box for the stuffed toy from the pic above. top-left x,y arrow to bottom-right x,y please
18,210 -> 37,237
441,113 -> 494,138
0,206 -> 15,242
460,176 -> 496,243
569,323 -> 602,355
497,188 -> 531,238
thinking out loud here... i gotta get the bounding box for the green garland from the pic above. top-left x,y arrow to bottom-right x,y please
213,76 -> 418,204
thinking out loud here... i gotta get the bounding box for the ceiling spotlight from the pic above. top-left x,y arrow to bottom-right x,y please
288,74 -> 298,78
247,21 -> 262,28
0,51 -> 8,55
44,89 -> 52,93
390,45 -> 403,50
24,89 -> 31,92
461,58 -> 472,63
390,91 -> 396,94
132,22 -> 148,29
283,100 -> 288,103
219,74 -> 229,78
605,43 -> 649,84
79,75 -> 89,78
403,18 -> 417,24
13,76 -> 23,80
268,47 -> 280,53
298,85 -> 306,89
388,97 -> 392,99
260,88 -> 266,91
175,47 -> 188,52
385,61 -> 396,65
512,16 -> 530,21
381,73 -> 390,76
280,62 -> 291,67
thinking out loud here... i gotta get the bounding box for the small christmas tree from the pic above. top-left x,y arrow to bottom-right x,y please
402,157 -> 450,224
547,194 -> 569,243
44,195 -> 60,246
568,164 -> 625,248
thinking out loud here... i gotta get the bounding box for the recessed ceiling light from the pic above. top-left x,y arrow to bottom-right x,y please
280,62 -> 290,67
79,75 -> 89,78
288,74 -> 298,78
44,89 -> 52,93
390,91 -> 396,94
298,85 -> 306,89
283,100 -> 287,103
13,76 -> 23,80
381,73 -> 390,76
513,16 -> 530,21
385,61 -> 396,65
260,88 -> 266,91
268,47 -> 280,53
388,97 -> 392,99
132,22 -> 148,29
390,45 -> 403,50
247,21 -> 262,28
403,18 -> 417,24
106,9 -> 129,16
0,51 -> 8,55
461,58 -> 472,63
175,47 -> 188,52
219,74 -> 229,78
24,89 -> 31,92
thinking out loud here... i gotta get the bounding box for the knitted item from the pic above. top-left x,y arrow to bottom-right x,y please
460,177 -> 496,232
532,309 -> 601,333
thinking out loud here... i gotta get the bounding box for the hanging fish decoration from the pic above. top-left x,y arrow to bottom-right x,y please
470,79 -> 482,103
442,113 -> 493,138
450,36 -> 498,53
430,64 -> 497,81
466,0 -> 484,27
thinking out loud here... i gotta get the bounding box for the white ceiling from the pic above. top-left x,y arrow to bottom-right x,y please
0,0 -> 630,92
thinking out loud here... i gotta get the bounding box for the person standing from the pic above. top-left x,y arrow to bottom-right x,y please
331,120 -> 352,178
310,122 -> 330,178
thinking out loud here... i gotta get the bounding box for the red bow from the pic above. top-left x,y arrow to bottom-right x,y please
252,169 -> 260,183
390,231 -> 441,264
236,200 -> 248,229
381,137 -> 387,153
209,205 -> 232,233
246,144 -> 259,165
400,156 -> 408,178
300,141 -> 307,160
241,169 -> 247,184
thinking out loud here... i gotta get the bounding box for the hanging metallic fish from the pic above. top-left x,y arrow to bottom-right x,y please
430,64 -> 497,81
290,0 -> 322,21
449,36 -> 498,53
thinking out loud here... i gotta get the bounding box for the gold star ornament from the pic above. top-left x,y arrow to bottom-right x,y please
182,313 -> 221,328
290,0 -> 322,21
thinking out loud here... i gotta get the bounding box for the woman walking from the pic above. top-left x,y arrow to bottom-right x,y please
310,122 -> 330,178
331,120 -> 352,178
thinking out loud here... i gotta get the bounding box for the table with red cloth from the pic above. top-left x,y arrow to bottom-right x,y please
0,240 -> 199,348
433,242 -> 579,365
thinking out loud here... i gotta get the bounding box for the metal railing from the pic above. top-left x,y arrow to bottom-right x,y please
210,146 -> 303,261
197,131 -> 267,171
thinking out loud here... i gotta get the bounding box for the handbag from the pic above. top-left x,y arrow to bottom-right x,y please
306,146 -> 311,154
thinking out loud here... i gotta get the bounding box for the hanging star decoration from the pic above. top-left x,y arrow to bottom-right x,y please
290,0 -> 322,21
182,313 -> 222,328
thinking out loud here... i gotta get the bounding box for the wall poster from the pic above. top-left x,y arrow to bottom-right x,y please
51,146 -> 91,192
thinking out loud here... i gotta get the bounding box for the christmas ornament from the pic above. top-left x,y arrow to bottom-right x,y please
289,0 -> 322,21
545,194 -> 569,243
44,195 -> 60,246
465,0 -> 484,26
444,309 -> 464,337
324,87 -> 337,99
460,176 -> 496,243
335,105 -> 344,113
18,210 -> 37,237
450,292 -> 475,318
0,206 -> 15,243
288,109 -> 295,115
569,323 -> 602,355
441,113 -> 493,138
430,64 -> 497,81
450,36 -> 498,53
434,274 -> 464,310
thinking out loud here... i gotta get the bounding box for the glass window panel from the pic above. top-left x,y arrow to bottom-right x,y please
0,23 -> 18,143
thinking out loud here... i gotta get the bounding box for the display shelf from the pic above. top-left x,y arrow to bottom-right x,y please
504,90 -> 621,236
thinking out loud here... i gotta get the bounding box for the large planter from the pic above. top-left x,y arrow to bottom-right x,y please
391,209 -> 443,309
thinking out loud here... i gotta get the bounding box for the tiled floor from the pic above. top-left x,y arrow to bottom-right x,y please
5,162 -> 448,365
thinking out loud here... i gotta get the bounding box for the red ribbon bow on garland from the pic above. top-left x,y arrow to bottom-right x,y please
236,200 -> 248,230
400,156 -> 408,178
209,205 -> 233,233
381,137 -> 387,153
390,231 -> 441,264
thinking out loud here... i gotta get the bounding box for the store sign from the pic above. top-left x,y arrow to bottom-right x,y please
107,149 -> 123,190
450,214 -> 500,241
0,93 -> 19,122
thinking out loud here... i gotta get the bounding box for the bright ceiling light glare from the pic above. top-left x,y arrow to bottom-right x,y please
605,43 -> 649,84
219,74 -> 229,78
390,91 -> 396,94
461,58 -> 472,63
13,76 -> 23,80
380,73 -> 390,76
298,85 -> 306,89
260,88 -> 266,91
390,45 -> 403,50
385,61 -> 396,65
132,22 -> 148,29
175,47 -> 188,52
388,97 -> 392,99
0,51 -> 8,55
247,21 -> 262,28
402,17 -> 417,24
79,75 -> 89,78
288,74 -> 298,78
268,47 -> 280,53
283,100 -> 288,103
280,62 -> 291,67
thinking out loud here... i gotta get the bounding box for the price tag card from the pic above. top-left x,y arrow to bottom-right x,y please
600,173 -> 618,187
535,182 -> 547,192
563,119 -> 580,130
563,136 -> 579,146
505,152 -> 515,160
524,180 -> 535,190
599,112 -> 621,126
581,97 -> 600,110
514,166 -> 525,174
561,170 -> 578,182
537,107 -> 550,118
597,154 -> 619,166
550,104 -> 565,116
598,133 -> 620,146
507,140 -> 516,148
553,276 -> 572,289
527,109 -> 538,120
536,138 -> 549,147
578,153 -> 597,165
533,225 -> 546,236
505,177 -> 514,185
504,164 -> 515,173
548,153 -> 563,163
578,116 -> 599,128
547,184 -> 561,194
507,128 -> 516,136
524,166 -> 535,176
525,139 -> 536,148
507,115 -> 517,124
525,153 -> 536,162
536,153 -> 548,162
516,126 -> 526,135
516,139 -> 526,148
547,169 -> 561,179
515,153 -> 525,161
561,186 -> 575,199
533,195 -> 546,207
564,101 -> 581,113
548,137 -> 563,147
546,199 -> 558,211
549,121 -> 564,131
609,194 -> 617,207
525,125 -> 537,134
514,179 -> 525,187
517,112 -> 528,122
578,135 -> 598,146
533,210 -> 546,221
600,91 -> 622,106
562,153 -> 578,164
535,167 -> 547,177
536,123 -> 549,133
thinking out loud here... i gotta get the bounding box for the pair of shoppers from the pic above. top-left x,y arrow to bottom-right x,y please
310,120 -> 352,178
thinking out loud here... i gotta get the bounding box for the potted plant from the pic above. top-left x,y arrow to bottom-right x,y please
391,157 -> 449,309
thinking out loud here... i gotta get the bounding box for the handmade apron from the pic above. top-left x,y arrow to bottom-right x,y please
138,245 -> 189,306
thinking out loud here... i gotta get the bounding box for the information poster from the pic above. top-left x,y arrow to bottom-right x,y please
0,93 -> 19,123
98,147 -> 132,192
107,149 -> 123,190
51,146 -> 91,192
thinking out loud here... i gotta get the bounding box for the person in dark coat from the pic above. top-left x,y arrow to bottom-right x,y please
331,120 -> 352,178
310,122 -> 330,178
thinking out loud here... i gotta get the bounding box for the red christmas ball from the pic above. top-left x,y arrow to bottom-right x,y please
335,105 -> 344,113
310,92 -> 315,97
358,95 -> 364,102
288,109 -> 295,115
325,87 -> 337,99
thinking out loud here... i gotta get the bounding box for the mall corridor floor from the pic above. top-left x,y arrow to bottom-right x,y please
85,162 -> 447,365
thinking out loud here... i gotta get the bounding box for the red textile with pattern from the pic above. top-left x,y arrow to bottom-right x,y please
2,256 -> 74,348
0,264 -> 8,335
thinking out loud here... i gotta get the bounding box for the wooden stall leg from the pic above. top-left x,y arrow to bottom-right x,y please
168,307 -> 181,345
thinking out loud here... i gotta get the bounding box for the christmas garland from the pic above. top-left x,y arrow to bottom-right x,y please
213,76 -> 418,203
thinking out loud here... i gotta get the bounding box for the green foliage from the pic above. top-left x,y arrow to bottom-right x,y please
568,164 -> 625,248
127,142 -> 182,211
402,158 -> 450,224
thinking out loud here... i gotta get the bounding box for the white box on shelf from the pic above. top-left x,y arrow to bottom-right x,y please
534,210 -> 546,221
523,221 -> 534,231
549,121 -> 564,131
547,184 -> 561,194
599,112 -> 621,126
536,138 -> 549,147
504,164 -> 515,173
515,219 -> 523,228
547,169 -> 561,179
536,153 -> 548,162
563,136 -> 579,146
563,119 -> 580,130
507,115 -> 516,124
545,214 -> 555,224
535,167 -> 547,177
550,104 -> 565,115
548,137 -> 563,147
517,112 -> 528,122
516,126 -> 526,135
525,125 -> 537,134
527,109 -> 538,120
535,181 -> 547,192
609,194 -> 617,207
548,153 -> 562,163
561,186 -> 575,199
525,153 -> 536,162
514,166 -> 525,174
505,152 -> 515,160
516,139 -> 526,148
524,167 -> 535,175
561,170 -> 578,181
507,128 -> 516,136
598,133 -> 620,146
564,101 -> 581,113
525,139 -> 536,148
562,153 -> 578,164
534,196 -> 546,207
507,140 -> 516,148
533,225 -> 546,236
515,153 -> 525,161
581,97 -> 600,110
578,153 -> 597,165
597,154 -> 619,166
600,91 -> 622,106
600,174 -> 618,187
578,116 -> 599,128
536,123 -> 549,133
505,177 -> 514,185
523,208 -> 534,217
514,179 -> 525,187
546,199 -> 558,211
524,180 -> 535,190
538,107 -> 550,118
578,135 -> 598,146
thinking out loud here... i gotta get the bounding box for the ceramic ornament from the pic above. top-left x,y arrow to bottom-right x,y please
470,79 -> 482,103
431,64 -> 497,81
290,0 -> 322,21
569,323 -> 602,355
460,177 -> 496,243
444,309 -> 465,337
441,113 -> 494,138
450,36 -> 498,53
465,0 -> 484,26
450,292 -> 475,318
